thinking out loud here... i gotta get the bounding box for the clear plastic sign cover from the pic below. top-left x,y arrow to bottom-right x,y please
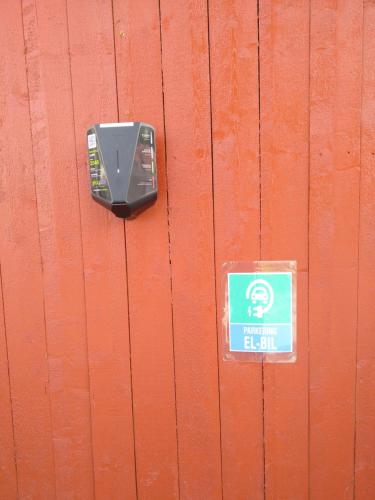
87,133 -> 111,202
222,261 -> 297,363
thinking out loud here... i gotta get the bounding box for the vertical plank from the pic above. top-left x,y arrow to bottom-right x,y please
309,1 -> 363,498
0,269 -> 17,499
113,2 -> 179,498
160,1 -> 223,497
21,0 -> 94,496
67,0 -> 137,497
0,1 -> 56,497
259,2 -> 310,499
355,1 -> 375,497
208,1 -> 264,498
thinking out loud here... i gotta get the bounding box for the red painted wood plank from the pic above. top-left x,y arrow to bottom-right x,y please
208,1 -> 264,498
355,1 -> 375,497
259,2 -> 310,499
21,0 -> 94,496
0,1 -> 56,497
0,269 -> 17,499
309,2 -> 363,498
67,1 -> 137,498
113,2 -> 179,498
159,1 -> 222,497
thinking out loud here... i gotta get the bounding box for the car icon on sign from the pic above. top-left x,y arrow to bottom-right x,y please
251,287 -> 268,304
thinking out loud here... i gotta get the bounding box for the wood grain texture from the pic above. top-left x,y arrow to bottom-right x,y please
355,1 -> 375,498
67,0 -> 137,497
22,0 -> 94,496
309,1 -> 363,498
0,269 -> 17,499
113,1 -> 179,498
159,1 -> 222,498
208,1 -> 264,498
1,2 -> 375,498
259,1 -> 310,499
0,1 -> 55,497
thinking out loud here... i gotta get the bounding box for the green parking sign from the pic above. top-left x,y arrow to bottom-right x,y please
228,272 -> 293,353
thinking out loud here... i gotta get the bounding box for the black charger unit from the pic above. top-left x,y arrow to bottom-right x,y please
87,122 -> 157,218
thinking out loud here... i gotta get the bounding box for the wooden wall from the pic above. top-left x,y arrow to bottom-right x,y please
0,1 -> 374,499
